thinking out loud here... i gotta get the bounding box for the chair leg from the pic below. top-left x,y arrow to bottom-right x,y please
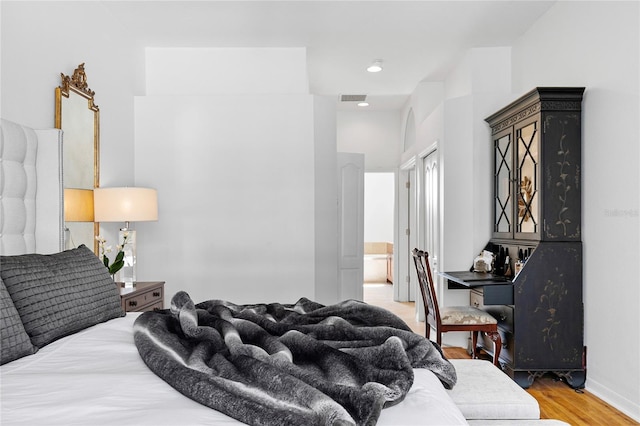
471,331 -> 478,359
486,331 -> 502,366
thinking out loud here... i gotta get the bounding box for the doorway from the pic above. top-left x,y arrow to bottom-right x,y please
363,169 -> 424,331
362,172 -> 395,303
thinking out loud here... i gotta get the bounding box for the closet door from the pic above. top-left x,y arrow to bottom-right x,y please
417,150 -> 438,319
423,151 -> 439,274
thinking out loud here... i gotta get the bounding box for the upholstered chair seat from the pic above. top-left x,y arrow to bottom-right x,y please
440,306 -> 499,326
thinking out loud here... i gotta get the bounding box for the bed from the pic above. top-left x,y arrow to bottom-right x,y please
1,310 -> 468,425
0,118 -> 469,425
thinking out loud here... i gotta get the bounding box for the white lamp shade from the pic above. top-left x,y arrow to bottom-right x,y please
94,187 -> 158,223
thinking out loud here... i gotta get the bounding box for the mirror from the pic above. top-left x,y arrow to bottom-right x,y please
55,63 -> 100,253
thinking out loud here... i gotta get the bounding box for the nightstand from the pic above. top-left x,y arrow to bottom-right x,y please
117,281 -> 165,312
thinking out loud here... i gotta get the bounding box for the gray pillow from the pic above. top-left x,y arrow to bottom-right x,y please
0,276 -> 38,364
0,245 -> 125,348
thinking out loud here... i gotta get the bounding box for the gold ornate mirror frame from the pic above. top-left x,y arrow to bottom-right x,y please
55,63 -> 100,253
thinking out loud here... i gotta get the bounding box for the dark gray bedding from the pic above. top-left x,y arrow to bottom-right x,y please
134,291 -> 456,425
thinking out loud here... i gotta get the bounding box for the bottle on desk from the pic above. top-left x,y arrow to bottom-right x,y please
514,249 -> 525,277
503,250 -> 512,278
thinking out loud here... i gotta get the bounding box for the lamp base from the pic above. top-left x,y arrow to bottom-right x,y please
64,227 -> 74,250
116,228 -> 136,286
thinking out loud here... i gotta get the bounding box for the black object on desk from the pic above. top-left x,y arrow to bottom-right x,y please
439,271 -> 513,305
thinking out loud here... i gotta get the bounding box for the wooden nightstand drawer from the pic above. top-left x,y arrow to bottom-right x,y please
124,287 -> 162,311
118,281 -> 165,312
145,300 -> 164,312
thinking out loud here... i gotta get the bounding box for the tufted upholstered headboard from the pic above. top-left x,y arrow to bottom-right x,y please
0,118 -> 64,255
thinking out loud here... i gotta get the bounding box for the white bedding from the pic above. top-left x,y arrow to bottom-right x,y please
1,313 -> 467,425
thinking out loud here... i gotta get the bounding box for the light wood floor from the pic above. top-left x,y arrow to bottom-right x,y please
363,283 -> 639,425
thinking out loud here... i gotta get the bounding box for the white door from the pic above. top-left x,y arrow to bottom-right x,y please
337,153 -> 364,301
416,150 -> 440,321
421,150 -> 439,315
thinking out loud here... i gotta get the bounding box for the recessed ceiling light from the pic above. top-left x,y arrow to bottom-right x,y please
357,102 -> 370,107
367,60 -> 383,73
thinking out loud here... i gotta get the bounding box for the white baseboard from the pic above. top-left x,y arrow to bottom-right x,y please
586,378 -> 640,422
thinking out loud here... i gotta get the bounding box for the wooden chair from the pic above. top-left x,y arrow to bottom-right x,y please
412,248 -> 502,366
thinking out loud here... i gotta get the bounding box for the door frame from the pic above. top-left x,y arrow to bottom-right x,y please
395,157 -> 416,302
394,142 -> 439,308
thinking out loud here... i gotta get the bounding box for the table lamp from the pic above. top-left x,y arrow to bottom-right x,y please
93,187 -> 158,287
64,188 -> 94,250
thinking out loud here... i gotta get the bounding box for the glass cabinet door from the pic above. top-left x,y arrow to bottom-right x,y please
515,117 -> 539,237
493,130 -> 513,236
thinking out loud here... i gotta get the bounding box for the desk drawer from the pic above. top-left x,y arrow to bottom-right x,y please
471,290 -> 513,331
470,286 -> 513,307
486,305 -> 514,332
470,289 -> 484,309
483,285 -> 513,305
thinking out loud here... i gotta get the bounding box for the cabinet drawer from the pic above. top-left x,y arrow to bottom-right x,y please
124,287 -> 163,312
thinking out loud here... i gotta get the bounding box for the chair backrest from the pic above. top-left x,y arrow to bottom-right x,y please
412,248 -> 441,328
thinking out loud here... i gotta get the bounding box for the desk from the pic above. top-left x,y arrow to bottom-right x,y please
439,242 -> 585,390
439,271 -> 513,305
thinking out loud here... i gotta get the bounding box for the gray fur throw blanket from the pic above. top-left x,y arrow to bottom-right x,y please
134,291 -> 456,426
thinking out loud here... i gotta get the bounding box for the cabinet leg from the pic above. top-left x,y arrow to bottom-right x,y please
508,369 -> 585,390
509,370 -> 543,389
555,370 -> 586,390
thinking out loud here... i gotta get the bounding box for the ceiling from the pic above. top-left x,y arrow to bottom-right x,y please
101,1 -> 556,110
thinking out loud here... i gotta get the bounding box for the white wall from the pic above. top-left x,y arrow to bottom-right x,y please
135,47 -> 337,305
0,1 -> 138,189
511,1 -> 639,419
337,110 -> 401,171
135,94 -> 317,305
145,47 -> 309,95
364,173 -> 394,243
313,96 -> 339,304
1,1 -> 342,306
